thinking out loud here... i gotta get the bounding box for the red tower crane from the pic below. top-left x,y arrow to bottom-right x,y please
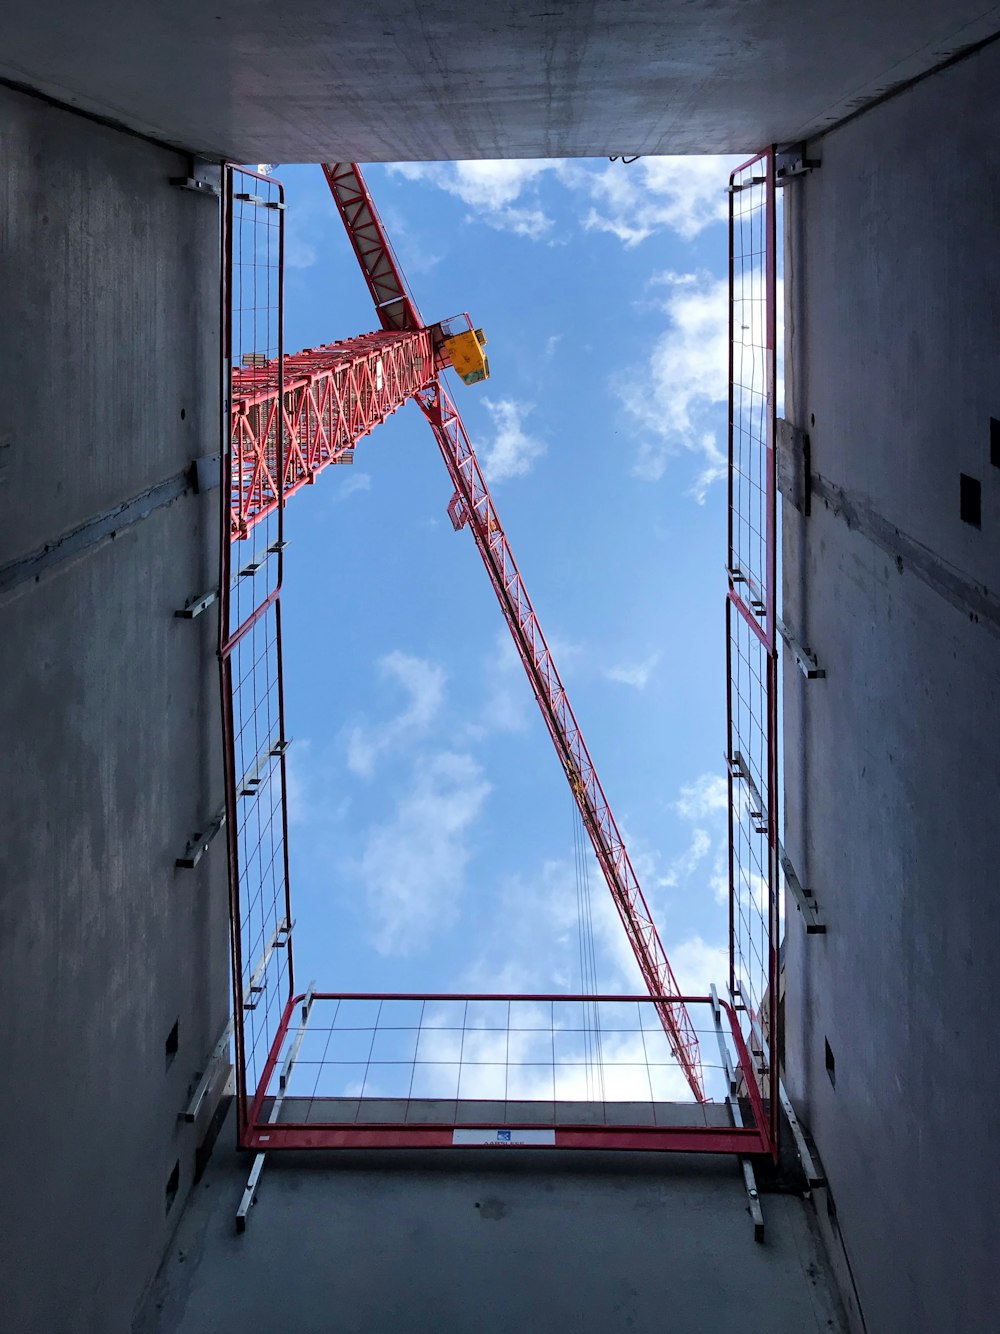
230,162 -> 705,1101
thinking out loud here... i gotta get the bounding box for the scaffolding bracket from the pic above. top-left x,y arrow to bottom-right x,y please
171,159 -> 222,198
175,587 -> 218,619
176,806 -> 226,869
236,539 -> 288,580
238,733 -> 290,799
180,1016 -> 234,1123
243,919 -> 294,1010
236,982 -> 315,1232
171,176 -> 220,198
775,144 -> 820,184
234,191 -> 286,211
731,753 -> 825,933
778,842 -> 825,934
710,986 -> 764,1242
777,615 -> 825,679
778,1080 -> 827,1189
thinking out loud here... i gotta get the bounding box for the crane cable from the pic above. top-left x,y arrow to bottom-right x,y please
572,798 -> 606,1103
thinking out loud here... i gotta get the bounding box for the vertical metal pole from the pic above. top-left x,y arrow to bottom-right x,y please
764,146 -> 780,1156
726,168 -> 738,1004
272,178 -> 295,1003
219,165 -> 250,1143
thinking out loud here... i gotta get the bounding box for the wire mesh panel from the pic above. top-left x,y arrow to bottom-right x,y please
244,994 -> 771,1155
729,152 -> 776,630
727,149 -> 779,1153
219,166 -> 294,1140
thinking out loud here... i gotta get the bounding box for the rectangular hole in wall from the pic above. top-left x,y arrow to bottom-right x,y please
165,1019 -> 179,1071
991,418 -> 1000,469
960,473 -> 982,528
825,1038 -> 836,1088
165,1160 -> 180,1214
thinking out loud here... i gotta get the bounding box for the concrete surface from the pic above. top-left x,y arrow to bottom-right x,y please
137,1103 -> 845,1334
0,85 -> 228,1333
781,36 -> 1000,1334
0,3 -> 999,160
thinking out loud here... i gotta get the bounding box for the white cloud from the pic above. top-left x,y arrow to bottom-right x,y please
346,651 -> 446,778
464,630 -> 532,740
577,156 -> 742,246
622,269 -> 729,493
675,773 -> 728,821
390,156 -> 740,247
336,472 -> 372,501
285,234 -> 317,270
604,652 -> 660,689
359,751 -> 491,955
478,397 -> 546,483
390,160 -> 561,239
672,775 -> 730,905
668,935 -> 729,996
661,827 -> 712,888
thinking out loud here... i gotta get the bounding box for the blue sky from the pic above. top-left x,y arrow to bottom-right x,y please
276,157 -> 742,1044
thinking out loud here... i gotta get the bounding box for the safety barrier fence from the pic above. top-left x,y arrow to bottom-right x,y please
219,167 -> 295,1142
240,993 -> 772,1155
727,149 -> 779,1153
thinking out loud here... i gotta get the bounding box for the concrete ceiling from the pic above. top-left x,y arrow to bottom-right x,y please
2,1 -> 999,161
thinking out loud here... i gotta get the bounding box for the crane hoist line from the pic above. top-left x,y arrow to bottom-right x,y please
231,162 -> 706,1102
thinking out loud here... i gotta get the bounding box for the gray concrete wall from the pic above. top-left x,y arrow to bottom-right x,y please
137,1108 -> 846,1334
1,3 -> 999,160
0,86 -> 229,1333
781,37 -> 1000,1334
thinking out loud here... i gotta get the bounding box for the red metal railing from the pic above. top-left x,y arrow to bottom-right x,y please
219,166 -> 295,1143
242,993 -> 770,1155
727,149 -> 779,1154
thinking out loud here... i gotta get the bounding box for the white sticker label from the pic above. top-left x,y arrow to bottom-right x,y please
452,1128 -> 556,1147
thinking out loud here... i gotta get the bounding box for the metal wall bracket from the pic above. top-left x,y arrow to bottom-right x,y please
710,986 -> 764,1242
176,806 -> 226,869
234,191 -> 286,211
727,564 -> 767,623
778,1080 -> 827,1189
727,173 -> 767,194
175,587 -> 218,619
776,144 -> 820,184
180,1016 -> 234,1123
235,1152 -> 266,1234
777,615 -> 825,679
236,983 -> 315,1232
171,159 -> 222,198
778,842 -> 825,934
235,539 -> 288,581
730,752 -> 825,932
238,734 -> 290,799
243,918 -> 294,1010
171,176 -> 220,198
190,453 -> 222,493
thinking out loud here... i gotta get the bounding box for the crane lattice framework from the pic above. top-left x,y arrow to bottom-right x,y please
231,161 -> 704,1102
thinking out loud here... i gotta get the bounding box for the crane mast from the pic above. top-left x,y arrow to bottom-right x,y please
235,161 -> 706,1100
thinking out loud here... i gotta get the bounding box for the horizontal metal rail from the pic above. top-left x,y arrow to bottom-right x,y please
244,993 -> 765,1155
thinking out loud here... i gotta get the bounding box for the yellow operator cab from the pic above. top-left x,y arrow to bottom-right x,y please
435,315 -> 490,386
